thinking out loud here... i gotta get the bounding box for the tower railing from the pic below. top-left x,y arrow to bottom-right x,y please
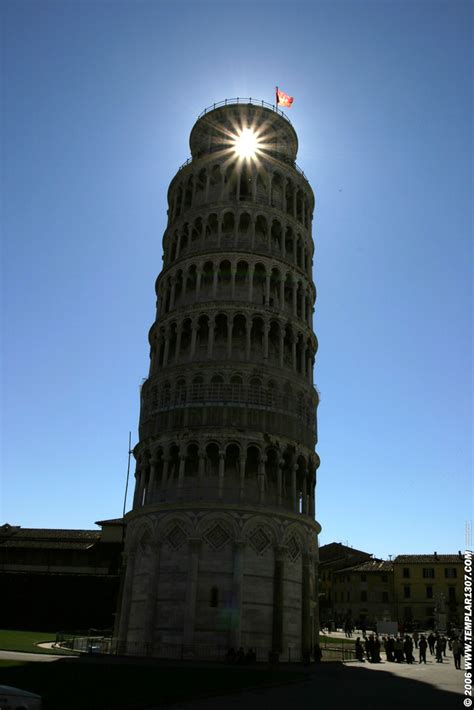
196,97 -> 293,126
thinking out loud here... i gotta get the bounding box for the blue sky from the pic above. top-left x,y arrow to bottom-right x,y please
2,0 -> 472,559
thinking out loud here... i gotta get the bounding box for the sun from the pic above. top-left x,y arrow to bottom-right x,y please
233,128 -> 260,159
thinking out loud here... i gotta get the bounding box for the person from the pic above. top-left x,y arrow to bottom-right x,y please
386,635 -> 395,662
452,638 -> 462,670
313,643 -> 322,663
236,647 -> 246,664
435,636 -> 443,663
394,636 -> 404,663
365,635 -> 374,663
413,630 -> 419,649
225,647 -> 236,663
403,635 -> 414,664
418,634 -> 428,664
373,636 -> 381,663
428,632 -> 436,655
441,636 -> 447,657
355,637 -> 365,661
246,647 -> 256,664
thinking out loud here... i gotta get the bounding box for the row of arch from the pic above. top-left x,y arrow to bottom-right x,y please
164,211 -> 313,276
132,440 -> 318,516
156,258 -> 314,325
168,162 -> 313,229
141,372 -> 316,425
127,511 -> 317,558
149,313 -> 316,382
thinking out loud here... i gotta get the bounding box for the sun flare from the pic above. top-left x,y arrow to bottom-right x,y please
233,128 -> 260,159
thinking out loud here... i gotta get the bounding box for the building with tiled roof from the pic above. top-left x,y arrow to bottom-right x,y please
331,558 -> 395,628
318,543 -> 373,627
393,552 -> 464,631
0,521 -> 123,631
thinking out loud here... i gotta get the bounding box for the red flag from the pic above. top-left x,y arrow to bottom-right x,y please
276,87 -> 294,108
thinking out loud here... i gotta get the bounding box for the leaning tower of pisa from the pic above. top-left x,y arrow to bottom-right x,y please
116,99 -> 321,660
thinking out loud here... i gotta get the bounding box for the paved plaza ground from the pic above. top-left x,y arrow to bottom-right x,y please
157,650 -> 466,710
0,642 -> 467,709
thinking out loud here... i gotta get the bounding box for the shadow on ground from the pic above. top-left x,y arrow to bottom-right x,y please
0,655 -> 463,709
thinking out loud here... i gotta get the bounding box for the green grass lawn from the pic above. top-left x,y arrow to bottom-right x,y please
0,629 -> 75,655
320,635 -> 356,645
0,658 -> 307,709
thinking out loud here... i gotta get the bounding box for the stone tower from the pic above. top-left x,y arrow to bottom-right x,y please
116,99 -> 321,660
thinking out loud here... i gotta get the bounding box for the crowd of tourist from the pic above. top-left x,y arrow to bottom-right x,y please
352,630 -> 465,669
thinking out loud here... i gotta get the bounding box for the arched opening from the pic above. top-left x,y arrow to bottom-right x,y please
206,213 -> 219,243
225,443 -> 240,497
250,317 -> 264,359
271,172 -> 283,210
268,322 -> 280,364
296,189 -> 304,224
195,169 -> 206,204
201,261 -> 214,299
221,212 -> 235,242
214,314 -> 228,356
185,265 -> 197,297
245,445 -> 260,503
197,315 -> 209,354
252,263 -> 266,305
238,212 -> 251,243
208,165 -> 221,202
218,259 -> 232,298
269,267 -> 280,308
235,260 -> 248,298
184,443 -> 199,478
265,448 -> 279,505
285,226 -> 294,262
232,314 -> 246,359
179,318 -> 192,359
205,443 -> 220,478
255,215 -> 267,246
191,217 -> 202,245
285,179 -> 294,216
239,163 -> 252,201
184,175 -> 193,211
271,219 -> 282,252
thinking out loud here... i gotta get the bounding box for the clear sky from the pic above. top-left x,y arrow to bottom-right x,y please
2,0 -> 472,559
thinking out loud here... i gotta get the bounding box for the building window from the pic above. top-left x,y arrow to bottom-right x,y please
426,607 -> 435,617
403,568 -> 410,579
382,591 -> 389,603
426,586 -> 433,599
210,587 -> 219,607
445,568 -> 457,579
423,568 -> 435,578
360,574 -> 367,582
381,574 -> 388,583
404,585 -> 411,599
360,591 -> 367,602
448,587 -> 456,602
347,592 -> 350,602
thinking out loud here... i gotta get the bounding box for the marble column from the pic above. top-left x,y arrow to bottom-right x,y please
231,540 -> 245,648
272,545 -> 286,653
183,538 -> 202,646
302,553 -> 311,656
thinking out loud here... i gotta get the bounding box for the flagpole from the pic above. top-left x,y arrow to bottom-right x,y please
275,86 -> 278,109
